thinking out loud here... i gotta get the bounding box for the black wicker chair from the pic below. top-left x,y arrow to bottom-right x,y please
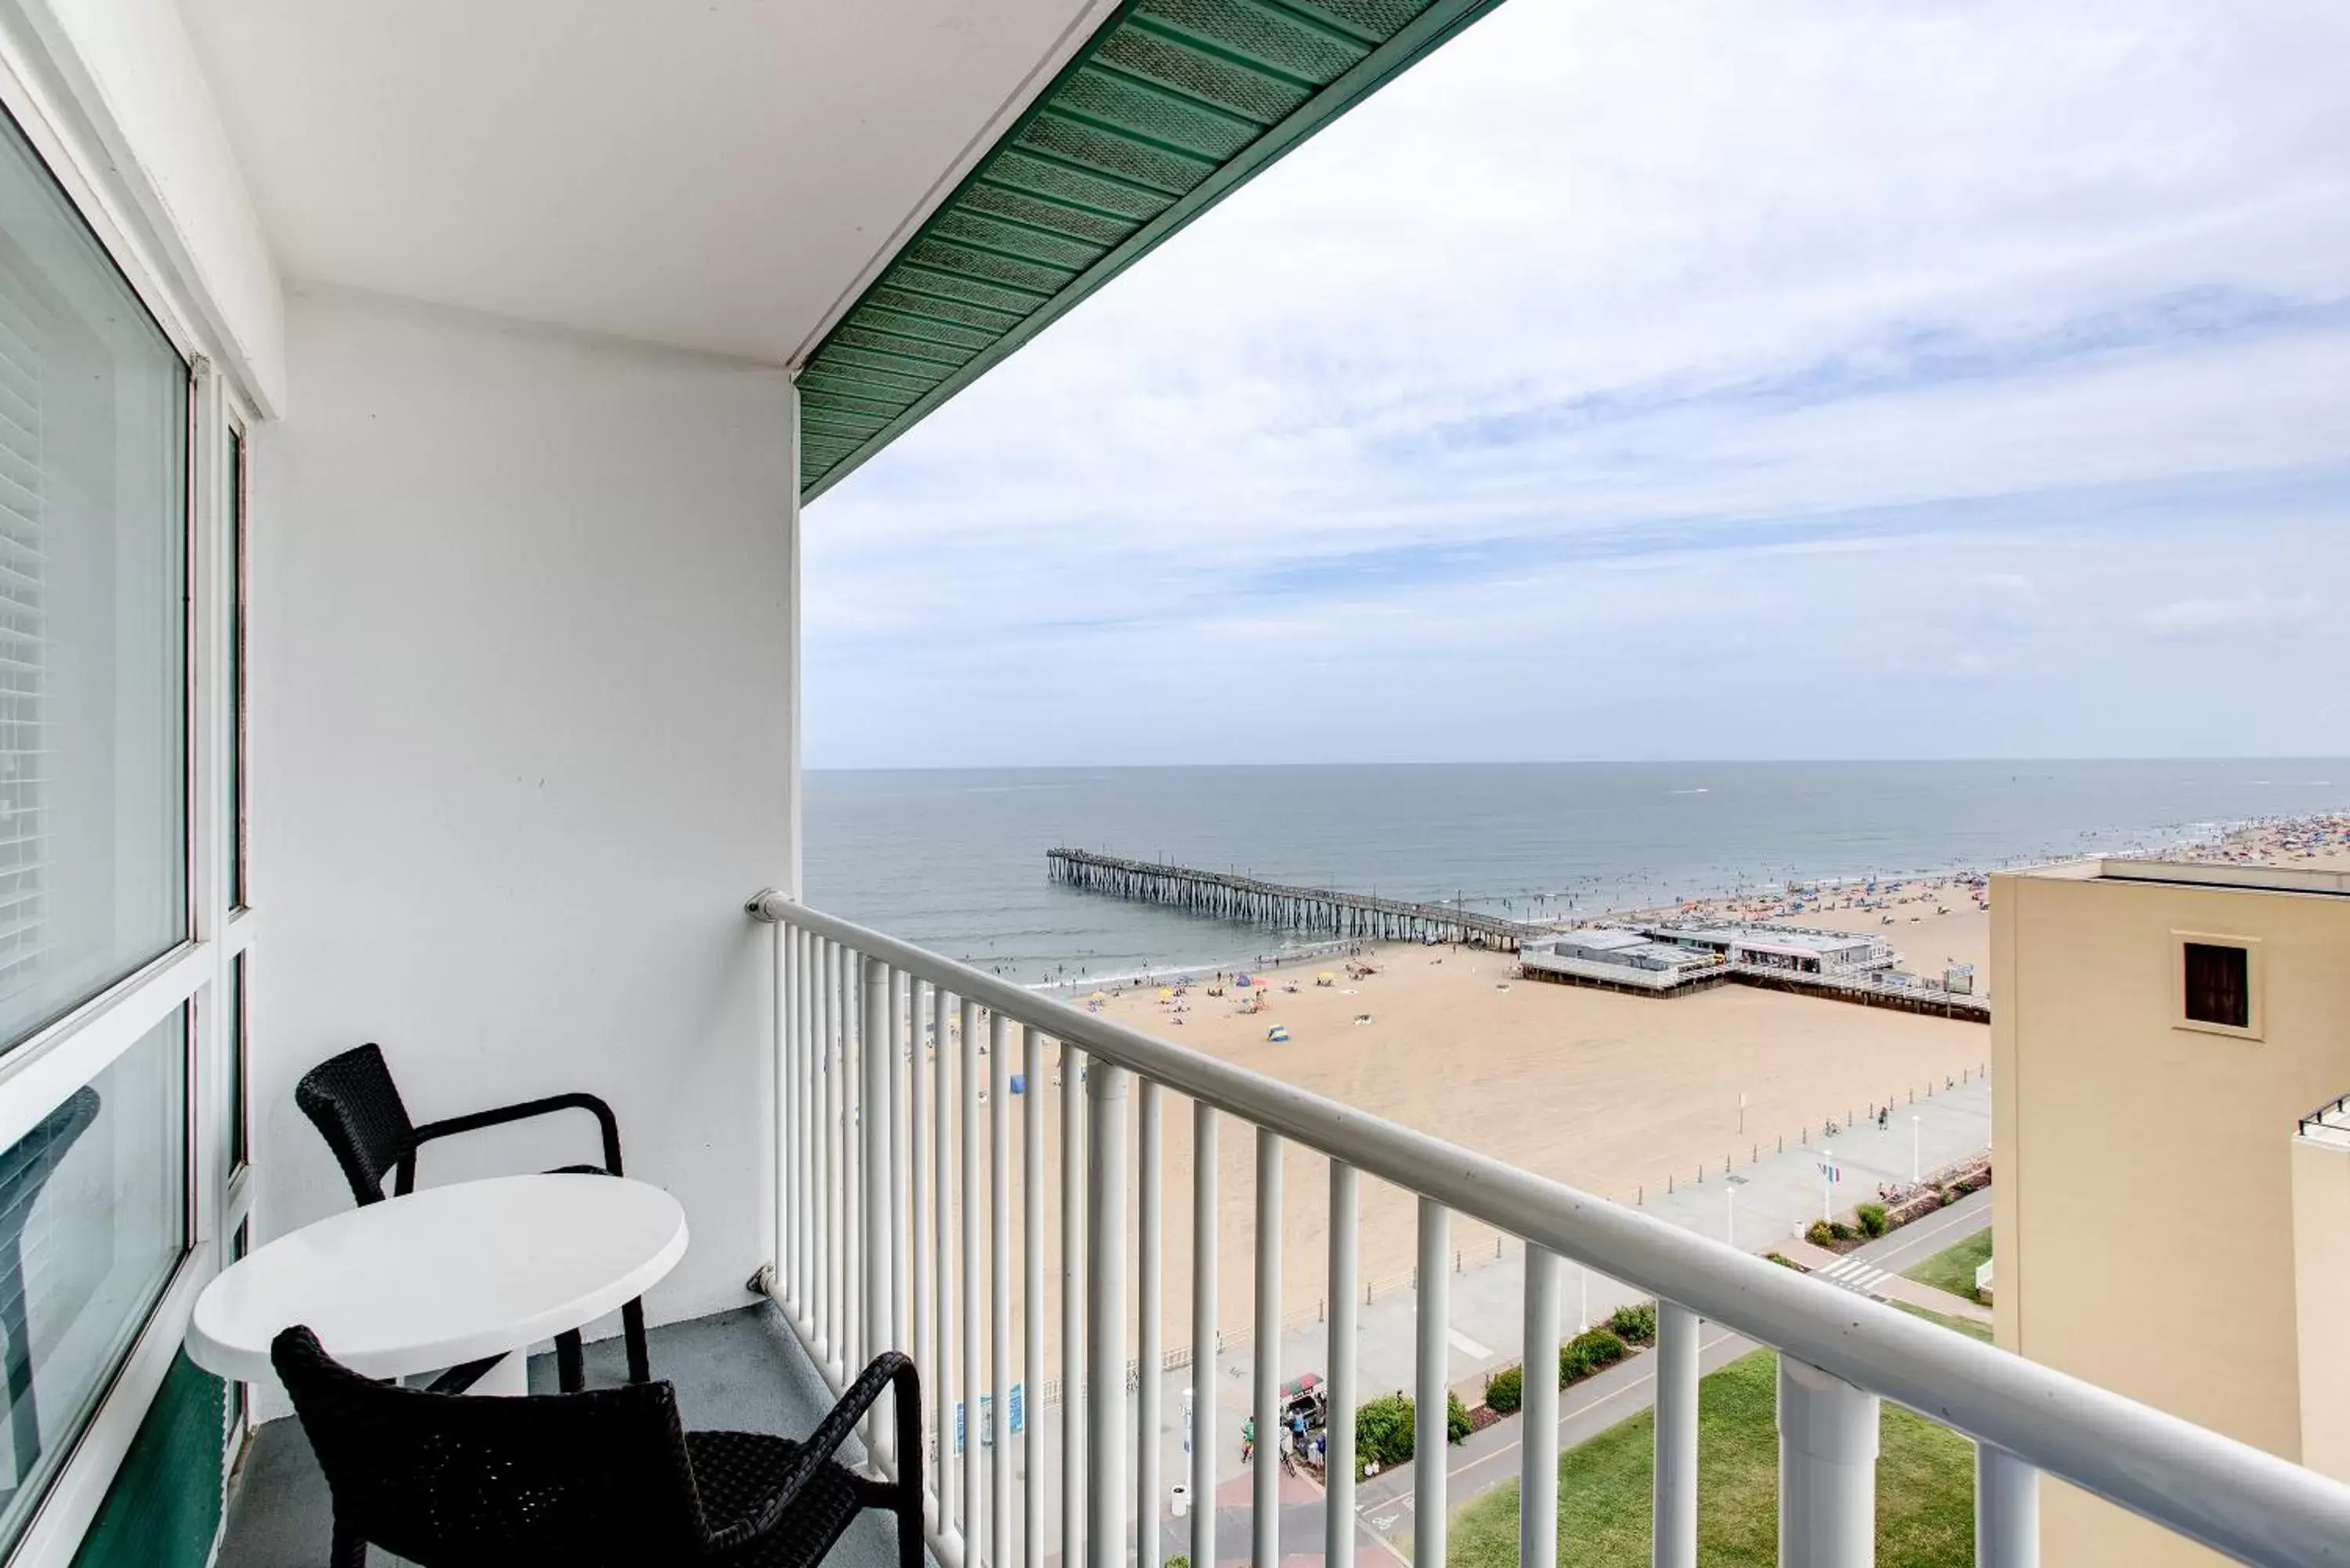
273,1325 -> 922,1568
294,1042 -> 651,1391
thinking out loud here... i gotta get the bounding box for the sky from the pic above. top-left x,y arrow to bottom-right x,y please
804,0 -> 2350,768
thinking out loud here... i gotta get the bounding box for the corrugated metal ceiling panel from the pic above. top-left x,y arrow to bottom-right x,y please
797,0 -> 1508,500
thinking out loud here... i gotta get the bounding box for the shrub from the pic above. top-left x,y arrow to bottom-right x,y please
1609,1302 -> 1659,1345
1805,1219 -> 1837,1247
1766,1251 -> 1802,1269
1856,1202 -> 1888,1238
1559,1328 -> 1628,1386
1355,1392 -> 1415,1475
1483,1365 -> 1523,1414
1166,1558 -> 1189,1568
1830,1220 -> 1857,1241
1353,1390 -> 1472,1474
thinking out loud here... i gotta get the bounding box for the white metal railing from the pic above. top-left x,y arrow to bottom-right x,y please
747,890 -> 2350,1568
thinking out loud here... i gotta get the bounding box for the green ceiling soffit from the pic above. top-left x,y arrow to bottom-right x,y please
796,0 -> 1510,501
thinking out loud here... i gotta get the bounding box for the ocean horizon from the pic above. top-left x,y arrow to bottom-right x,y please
804,759 -> 2349,983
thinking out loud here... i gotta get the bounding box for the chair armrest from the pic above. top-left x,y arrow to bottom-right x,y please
704,1353 -> 920,1554
398,1092 -> 625,1193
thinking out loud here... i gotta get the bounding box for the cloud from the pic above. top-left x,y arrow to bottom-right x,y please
2141,592 -> 2325,640
805,0 -> 2350,766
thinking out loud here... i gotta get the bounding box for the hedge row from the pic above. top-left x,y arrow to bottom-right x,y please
1477,1307 -> 1656,1421
1562,1328 -> 1627,1385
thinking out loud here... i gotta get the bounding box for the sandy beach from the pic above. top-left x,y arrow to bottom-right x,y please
901,811 -> 2350,1375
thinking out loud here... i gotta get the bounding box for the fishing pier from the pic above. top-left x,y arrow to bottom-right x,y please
1045,848 -> 1543,951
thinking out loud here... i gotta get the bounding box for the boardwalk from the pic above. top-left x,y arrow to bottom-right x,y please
1045,849 -> 1544,951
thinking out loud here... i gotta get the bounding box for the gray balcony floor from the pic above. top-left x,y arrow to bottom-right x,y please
220,1301 -> 917,1568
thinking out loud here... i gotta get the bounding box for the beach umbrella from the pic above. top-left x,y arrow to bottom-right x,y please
1235,973 -> 1252,987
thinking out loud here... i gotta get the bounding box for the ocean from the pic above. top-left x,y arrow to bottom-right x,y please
802,759 -> 2348,984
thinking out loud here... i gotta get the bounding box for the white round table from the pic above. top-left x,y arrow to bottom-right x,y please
188,1174 -> 688,1395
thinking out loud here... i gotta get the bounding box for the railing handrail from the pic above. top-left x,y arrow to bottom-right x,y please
751,889 -> 2350,1566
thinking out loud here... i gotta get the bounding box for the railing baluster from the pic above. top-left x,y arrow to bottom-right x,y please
1328,1161 -> 1360,1568
776,922 -> 796,1321
909,979 -> 936,1525
1654,1301 -> 1700,1568
1976,1444 -> 2040,1567
1253,1131 -> 1283,1568
1085,1059 -> 1129,1568
819,937 -> 837,1369
1779,1356 -> 1879,1567
843,943 -> 863,1378
1061,1045 -> 1085,1568
1522,1246 -> 1559,1568
932,987 -> 956,1541
1137,1080 -> 1163,1568
862,957 -> 892,1462
890,968 -> 907,1365
1023,1027 -> 1045,1568
1189,1103 -> 1218,1568
1415,1197 -> 1449,1568
800,927 -> 816,1337
961,998 -> 983,1547
990,1012 -> 1012,1568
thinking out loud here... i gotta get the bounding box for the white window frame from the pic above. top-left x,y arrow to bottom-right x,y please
0,15 -> 266,1565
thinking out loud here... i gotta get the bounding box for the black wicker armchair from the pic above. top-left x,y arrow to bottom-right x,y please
294,1042 -> 650,1390
273,1325 -> 923,1568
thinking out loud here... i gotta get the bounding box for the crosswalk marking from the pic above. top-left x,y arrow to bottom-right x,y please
1818,1256 -> 1891,1294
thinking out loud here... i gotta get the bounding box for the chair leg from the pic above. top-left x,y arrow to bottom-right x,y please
621,1298 -> 652,1384
330,1515 -> 366,1568
555,1330 -> 585,1393
893,1362 -> 925,1568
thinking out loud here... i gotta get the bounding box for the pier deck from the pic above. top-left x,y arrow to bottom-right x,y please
1045,849 -> 1544,951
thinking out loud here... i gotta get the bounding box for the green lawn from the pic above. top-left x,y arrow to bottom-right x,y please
1893,1301 -> 1994,1344
1448,1350 -> 1975,1568
1901,1228 -> 1993,1302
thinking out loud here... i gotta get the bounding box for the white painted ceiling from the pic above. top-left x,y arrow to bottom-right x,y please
179,0 -> 1115,364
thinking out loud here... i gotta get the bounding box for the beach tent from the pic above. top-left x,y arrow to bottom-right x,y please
1266,1025 -> 1289,1043
1010,1074 -> 1027,1095
1157,987 -> 1175,1001
1234,973 -> 1252,987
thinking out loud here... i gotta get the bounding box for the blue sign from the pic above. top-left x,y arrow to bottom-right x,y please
1009,1382 -> 1025,1436
954,1402 -> 965,1456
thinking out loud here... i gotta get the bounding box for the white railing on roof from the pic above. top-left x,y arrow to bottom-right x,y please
747,889 -> 2350,1568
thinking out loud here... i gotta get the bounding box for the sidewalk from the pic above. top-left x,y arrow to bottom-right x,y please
1066,1074 -> 1997,1563
1338,1186 -> 1996,1555
1780,1189 -> 1993,1323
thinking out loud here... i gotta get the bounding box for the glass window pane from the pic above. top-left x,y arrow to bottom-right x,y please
226,951 -> 245,1171
0,1008 -> 188,1554
0,106 -> 189,1053
227,425 -> 245,913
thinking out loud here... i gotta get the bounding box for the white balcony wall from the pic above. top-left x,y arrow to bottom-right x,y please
3,0 -> 284,409
249,290 -> 795,1363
